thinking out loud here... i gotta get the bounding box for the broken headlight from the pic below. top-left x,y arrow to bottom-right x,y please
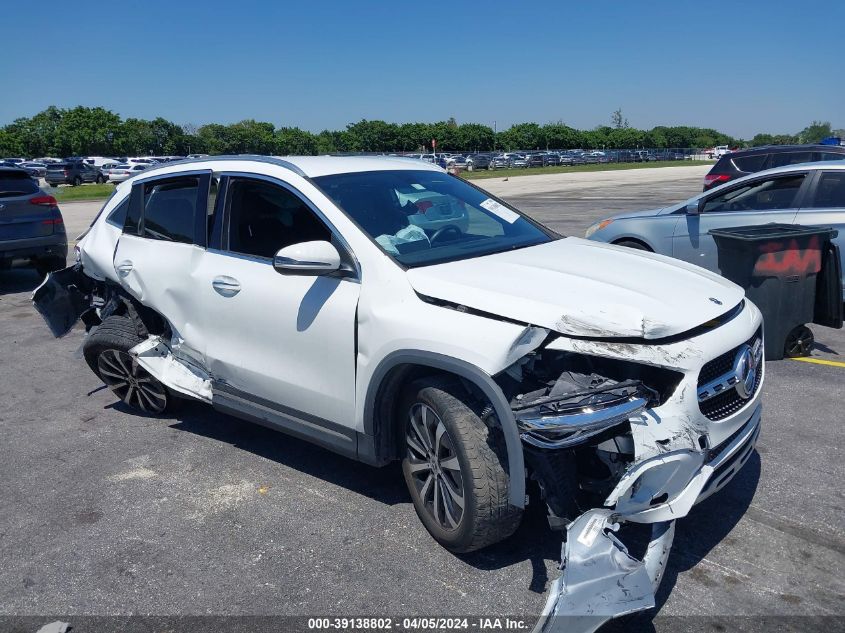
497,348 -> 681,450
513,372 -> 655,449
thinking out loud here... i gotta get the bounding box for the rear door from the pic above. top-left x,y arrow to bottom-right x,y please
112,170 -> 212,360
795,169 -> 845,294
672,172 -> 811,272
0,171 -> 55,242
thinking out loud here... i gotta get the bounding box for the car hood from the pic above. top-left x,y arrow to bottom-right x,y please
611,206 -> 672,220
406,238 -> 744,339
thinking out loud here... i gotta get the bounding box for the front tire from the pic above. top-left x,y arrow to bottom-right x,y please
401,380 -> 522,553
83,314 -> 175,414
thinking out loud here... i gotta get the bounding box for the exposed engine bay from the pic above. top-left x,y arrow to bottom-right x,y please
496,349 -> 682,518
490,344 -> 759,633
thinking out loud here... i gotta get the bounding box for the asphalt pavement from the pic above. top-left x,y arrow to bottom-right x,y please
0,168 -> 842,631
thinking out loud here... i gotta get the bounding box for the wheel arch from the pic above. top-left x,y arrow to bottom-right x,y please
612,236 -> 655,251
363,350 -> 526,508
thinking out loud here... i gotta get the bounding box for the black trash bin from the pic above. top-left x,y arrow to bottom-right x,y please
709,223 -> 843,360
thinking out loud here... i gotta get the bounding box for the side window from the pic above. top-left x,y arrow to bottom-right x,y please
703,175 -> 805,213
810,172 -> 845,209
733,154 -> 768,173
106,197 -> 129,228
770,151 -> 813,168
226,178 -> 331,259
818,152 -> 845,162
142,177 -> 199,243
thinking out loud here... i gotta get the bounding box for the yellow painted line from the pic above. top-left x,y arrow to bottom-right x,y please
789,357 -> 845,368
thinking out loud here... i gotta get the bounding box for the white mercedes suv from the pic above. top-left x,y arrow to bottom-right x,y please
34,155 -> 763,625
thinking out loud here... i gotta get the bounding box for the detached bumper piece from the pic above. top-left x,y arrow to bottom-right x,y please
31,265 -> 95,337
533,510 -> 675,633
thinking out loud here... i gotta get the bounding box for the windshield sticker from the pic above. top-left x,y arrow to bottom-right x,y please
480,198 -> 519,224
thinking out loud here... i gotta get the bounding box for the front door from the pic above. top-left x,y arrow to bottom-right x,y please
672,172 -> 811,272
193,174 -> 361,428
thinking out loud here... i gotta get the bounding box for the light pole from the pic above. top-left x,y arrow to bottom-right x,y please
493,120 -> 497,152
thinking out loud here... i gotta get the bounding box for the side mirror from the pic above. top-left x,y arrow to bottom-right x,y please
686,200 -> 703,215
273,240 -> 342,276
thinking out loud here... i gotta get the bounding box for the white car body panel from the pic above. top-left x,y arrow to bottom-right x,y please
189,250 -> 360,427
407,238 -> 744,339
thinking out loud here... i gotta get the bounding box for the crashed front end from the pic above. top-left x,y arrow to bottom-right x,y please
494,301 -> 764,633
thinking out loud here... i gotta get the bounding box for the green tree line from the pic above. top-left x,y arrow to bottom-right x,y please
0,106 -> 838,158
749,121 -> 844,147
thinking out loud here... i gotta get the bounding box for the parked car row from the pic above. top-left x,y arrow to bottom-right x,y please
401,149 -> 693,170
0,155 -> 190,187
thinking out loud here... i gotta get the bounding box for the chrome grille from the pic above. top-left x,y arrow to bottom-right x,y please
698,329 -> 763,421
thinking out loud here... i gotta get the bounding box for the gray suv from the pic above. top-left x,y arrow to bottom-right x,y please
0,167 -> 67,275
45,160 -> 105,187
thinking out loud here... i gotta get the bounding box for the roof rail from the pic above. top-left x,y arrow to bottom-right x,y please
147,154 -> 308,178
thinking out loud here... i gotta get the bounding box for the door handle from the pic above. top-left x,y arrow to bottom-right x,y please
116,260 -> 133,276
212,275 -> 241,297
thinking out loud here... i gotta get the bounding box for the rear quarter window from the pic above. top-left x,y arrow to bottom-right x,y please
733,154 -> 768,172
106,197 -> 129,227
712,156 -> 734,172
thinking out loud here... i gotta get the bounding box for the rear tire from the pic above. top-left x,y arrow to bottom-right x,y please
400,379 -> 522,553
83,314 -> 176,414
614,239 -> 652,252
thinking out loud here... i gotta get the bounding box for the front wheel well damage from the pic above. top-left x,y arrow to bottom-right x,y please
371,363 -> 487,462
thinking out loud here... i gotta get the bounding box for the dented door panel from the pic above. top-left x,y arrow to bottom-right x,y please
112,234 -> 209,361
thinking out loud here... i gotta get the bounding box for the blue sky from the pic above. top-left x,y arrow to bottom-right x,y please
2,1 -> 842,138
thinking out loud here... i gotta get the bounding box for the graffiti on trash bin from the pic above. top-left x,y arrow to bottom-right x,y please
754,236 -> 822,276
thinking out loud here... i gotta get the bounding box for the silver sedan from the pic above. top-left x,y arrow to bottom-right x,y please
108,163 -> 149,183
586,162 -> 845,295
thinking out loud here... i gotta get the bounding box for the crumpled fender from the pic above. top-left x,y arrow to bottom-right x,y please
533,510 -> 675,633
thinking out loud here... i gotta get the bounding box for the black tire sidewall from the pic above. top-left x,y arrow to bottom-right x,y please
400,384 -> 482,551
615,239 -> 651,251
83,314 -> 174,412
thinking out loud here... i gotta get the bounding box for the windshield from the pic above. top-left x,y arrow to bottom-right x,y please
313,170 -> 554,267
